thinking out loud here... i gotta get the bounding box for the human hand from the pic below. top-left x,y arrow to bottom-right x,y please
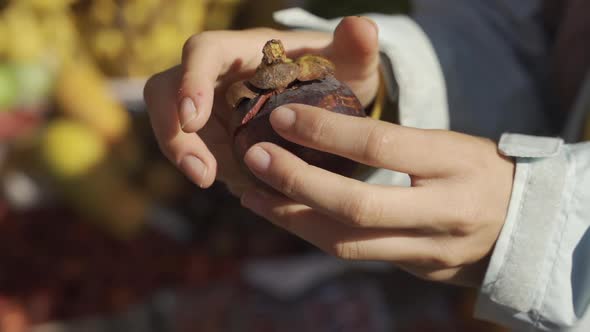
143,17 -> 381,195
239,105 -> 515,287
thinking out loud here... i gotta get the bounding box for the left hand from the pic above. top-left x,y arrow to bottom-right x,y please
143,17 -> 380,195
239,104 -> 515,287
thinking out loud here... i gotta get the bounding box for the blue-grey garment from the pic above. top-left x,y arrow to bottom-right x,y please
413,0 -> 557,139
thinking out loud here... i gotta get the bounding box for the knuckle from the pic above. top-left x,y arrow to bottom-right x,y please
435,254 -> 458,269
182,32 -> 216,59
419,269 -> 454,283
450,216 -> 478,237
143,72 -> 163,104
423,254 -> 452,270
447,196 -> 481,236
363,124 -> 391,164
342,195 -> 373,227
330,242 -> 361,260
156,139 -> 176,164
427,243 -> 460,269
183,32 -> 208,51
307,115 -> 331,145
278,168 -> 302,197
463,137 -> 498,172
179,74 -> 193,92
182,35 -> 197,58
272,206 -> 296,231
475,137 -> 497,151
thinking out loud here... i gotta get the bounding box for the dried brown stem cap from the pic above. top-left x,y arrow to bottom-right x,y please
225,39 -> 366,178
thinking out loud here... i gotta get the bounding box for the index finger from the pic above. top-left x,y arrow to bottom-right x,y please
144,66 -> 217,188
243,142 -> 441,230
269,104 -> 463,176
177,29 -> 332,133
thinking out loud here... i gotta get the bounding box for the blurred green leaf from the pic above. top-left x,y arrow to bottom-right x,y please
13,61 -> 54,105
0,64 -> 18,110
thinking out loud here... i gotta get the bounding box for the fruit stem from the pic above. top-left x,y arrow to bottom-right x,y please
241,92 -> 273,125
261,40 -> 287,66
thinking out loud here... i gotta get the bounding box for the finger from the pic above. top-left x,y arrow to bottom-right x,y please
144,66 -> 217,188
195,101 -> 260,191
207,141 -> 254,189
241,189 -> 440,263
178,29 -> 333,132
243,142 -> 440,229
326,16 -> 380,105
400,265 -> 480,287
269,105 -> 460,176
177,32 -> 228,133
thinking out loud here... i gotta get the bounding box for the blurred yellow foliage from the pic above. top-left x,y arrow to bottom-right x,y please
77,0 -> 210,77
2,7 -> 45,61
55,58 -> 130,141
15,0 -> 77,11
91,28 -> 125,61
1,0 -> 242,77
122,0 -> 161,28
0,1 -> 79,62
66,166 -> 149,238
42,118 -> 107,179
87,0 -> 114,25
0,0 -> 241,238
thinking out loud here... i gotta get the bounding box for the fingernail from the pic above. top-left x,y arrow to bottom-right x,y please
180,155 -> 207,187
244,146 -> 271,173
179,97 -> 198,130
271,107 -> 296,131
360,16 -> 379,33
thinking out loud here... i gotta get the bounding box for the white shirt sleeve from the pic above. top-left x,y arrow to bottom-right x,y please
475,134 -> 590,332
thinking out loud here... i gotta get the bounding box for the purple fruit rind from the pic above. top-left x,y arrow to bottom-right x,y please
232,76 -> 365,177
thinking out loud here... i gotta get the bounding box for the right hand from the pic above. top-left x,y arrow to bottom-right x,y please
143,17 -> 381,195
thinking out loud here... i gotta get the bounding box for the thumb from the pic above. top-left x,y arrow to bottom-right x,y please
327,16 -> 380,105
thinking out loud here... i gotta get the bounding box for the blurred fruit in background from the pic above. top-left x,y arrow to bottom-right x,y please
42,119 -> 107,179
205,0 -> 243,30
73,0 -> 204,77
54,58 -> 129,142
69,0 -> 244,77
0,0 -> 243,237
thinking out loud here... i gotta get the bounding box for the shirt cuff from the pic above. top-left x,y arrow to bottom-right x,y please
475,133 -> 578,330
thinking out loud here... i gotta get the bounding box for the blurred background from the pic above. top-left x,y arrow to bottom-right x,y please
0,1 -> 504,331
